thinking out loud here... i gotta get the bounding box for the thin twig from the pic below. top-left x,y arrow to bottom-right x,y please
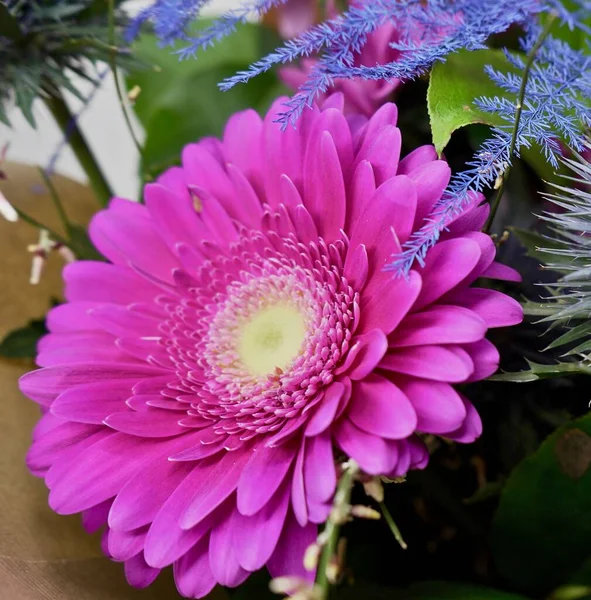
108,0 -> 143,156
379,500 -> 408,550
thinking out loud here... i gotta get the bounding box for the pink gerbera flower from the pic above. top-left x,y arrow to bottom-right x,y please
20,95 -> 522,598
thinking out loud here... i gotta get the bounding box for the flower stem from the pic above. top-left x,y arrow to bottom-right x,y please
378,500 -> 407,550
484,13 -> 557,233
315,460 -> 359,599
44,92 -> 113,207
108,0 -> 143,156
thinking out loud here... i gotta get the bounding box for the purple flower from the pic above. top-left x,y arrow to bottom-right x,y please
20,97 -> 522,597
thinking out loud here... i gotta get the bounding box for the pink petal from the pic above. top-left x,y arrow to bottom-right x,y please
37,332 -> 128,367
82,499 -> 112,534
237,443 -> 296,516
48,434 -> 181,514
337,329 -> 388,380
407,160 -> 450,228
267,513 -> 316,581
448,288 -> 524,328
124,553 -> 160,589
64,261 -> 159,305
173,535 -> 217,599
144,468 -> 223,568
348,374 -> 417,439
51,379 -> 134,424
109,526 -> 148,561
359,271 -> 422,335
395,377 -> 467,434
104,409 -> 185,438
481,261 -> 522,282
209,511 -> 250,587
305,381 -> 347,437
380,345 -> 474,383
304,130 -> 346,241
464,339 -> 500,382
343,244 -> 369,291
334,418 -> 396,475
110,460 -> 193,532
390,305 -> 487,347
291,441 -> 308,526
304,433 -> 336,504
234,481 -> 290,571
180,449 -> 253,529
19,363 -> 166,407
398,145 -> 438,174
446,394 -> 482,443
413,238 -> 481,311
46,302 -> 102,333
346,160 -> 376,233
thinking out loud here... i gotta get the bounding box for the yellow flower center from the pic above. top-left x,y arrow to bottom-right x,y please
238,303 -> 307,376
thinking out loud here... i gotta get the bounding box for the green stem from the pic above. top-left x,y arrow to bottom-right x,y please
379,500 -> 408,550
108,0 -> 143,156
38,168 -> 70,232
44,92 -> 113,207
484,13 -> 557,233
12,205 -> 68,247
315,460 -> 359,599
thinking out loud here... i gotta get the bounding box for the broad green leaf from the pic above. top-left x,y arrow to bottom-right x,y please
427,50 -> 567,183
127,25 -> 288,181
427,49 -> 514,155
492,413 -> 591,595
0,318 -> 47,359
489,359 -> 591,382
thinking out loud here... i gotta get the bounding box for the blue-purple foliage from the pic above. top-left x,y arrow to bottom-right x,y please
129,0 -> 591,275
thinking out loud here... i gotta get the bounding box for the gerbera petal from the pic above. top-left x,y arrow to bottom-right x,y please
234,480 -> 291,571
448,288 -> 524,328
395,377 -> 467,434
173,535 -> 217,599
390,305 -> 488,347
359,271 -> 422,335
303,433 -> 336,504
267,513 -> 317,581
380,345 -> 474,382
51,379 -> 134,424
446,395 -> 483,443
237,443 -> 296,516
305,382 -> 347,437
348,374 -> 417,439
413,238 -> 481,311
124,553 -> 160,589
209,511 -> 250,587
334,418 -> 396,475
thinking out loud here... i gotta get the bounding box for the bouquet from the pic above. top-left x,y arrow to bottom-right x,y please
0,1 -> 590,599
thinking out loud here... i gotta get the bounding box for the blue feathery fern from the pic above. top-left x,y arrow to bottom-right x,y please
130,0 -> 591,276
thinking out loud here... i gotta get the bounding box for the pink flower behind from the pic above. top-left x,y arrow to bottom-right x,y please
20,95 -> 522,598
280,22 -> 402,116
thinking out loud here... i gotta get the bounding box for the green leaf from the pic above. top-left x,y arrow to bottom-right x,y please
427,49 -> 515,155
127,24 -> 288,180
0,3 -> 24,39
0,318 -> 48,359
489,359 -> 591,382
492,413 -> 591,595
67,224 -> 104,261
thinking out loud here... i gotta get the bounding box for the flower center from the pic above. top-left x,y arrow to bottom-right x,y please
238,303 -> 307,377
